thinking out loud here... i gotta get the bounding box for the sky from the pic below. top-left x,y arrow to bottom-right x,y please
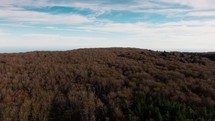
0,0 -> 215,52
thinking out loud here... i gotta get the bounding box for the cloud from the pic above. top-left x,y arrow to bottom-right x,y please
0,30 -> 10,36
23,34 -> 106,42
0,0 -> 214,52
0,0 -> 186,17
1,0 -> 215,21
0,20 -> 214,51
21,34 -> 108,47
155,0 -> 215,9
78,20 -> 215,50
0,7 -> 92,24
187,10 -> 215,17
0,23 -> 31,28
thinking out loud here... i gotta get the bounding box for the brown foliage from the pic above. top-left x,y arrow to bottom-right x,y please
0,48 -> 214,121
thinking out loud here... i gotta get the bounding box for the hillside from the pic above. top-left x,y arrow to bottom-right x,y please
0,48 -> 214,121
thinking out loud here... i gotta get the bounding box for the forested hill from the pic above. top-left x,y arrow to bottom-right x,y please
0,48 -> 214,121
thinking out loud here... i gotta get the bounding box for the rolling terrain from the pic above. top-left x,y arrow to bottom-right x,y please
0,48 -> 214,121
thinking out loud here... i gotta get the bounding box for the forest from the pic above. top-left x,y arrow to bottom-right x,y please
0,48 -> 214,121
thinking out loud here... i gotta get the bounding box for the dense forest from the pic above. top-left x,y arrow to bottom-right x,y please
0,48 -> 214,121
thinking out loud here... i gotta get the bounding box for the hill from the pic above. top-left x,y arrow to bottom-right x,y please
0,48 -> 214,121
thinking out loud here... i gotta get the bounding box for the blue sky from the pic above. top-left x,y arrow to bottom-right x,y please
0,0 -> 215,52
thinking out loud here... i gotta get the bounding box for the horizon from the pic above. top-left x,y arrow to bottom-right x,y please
0,0 -> 215,52
0,47 -> 214,54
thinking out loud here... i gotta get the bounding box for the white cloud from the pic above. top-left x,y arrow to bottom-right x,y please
0,30 -> 10,36
187,10 -> 215,17
78,20 -> 215,50
0,0 -> 214,51
0,0 -> 185,17
81,23 -> 148,33
0,23 -> 30,28
18,34 -> 108,47
156,0 -> 215,9
23,34 -> 106,42
0,7 -> 92,24
1,0 -> 215,19
0,20 -> 214,51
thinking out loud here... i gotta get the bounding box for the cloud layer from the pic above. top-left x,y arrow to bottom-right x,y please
0,0 -> 214,52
